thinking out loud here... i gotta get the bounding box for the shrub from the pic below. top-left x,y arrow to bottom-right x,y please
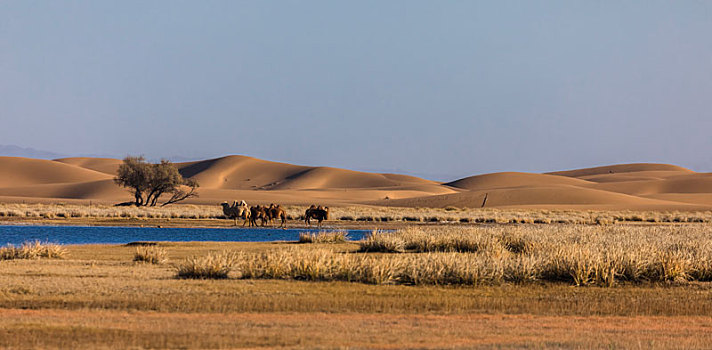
175,251 -> 239,279
0,241 -> 66,260
358,230 -> 405,253
298,231 -> 348,244
133,246 -> 167,264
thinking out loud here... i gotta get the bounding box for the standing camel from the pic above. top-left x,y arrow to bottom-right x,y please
304,205 -> 329,228
266,203 -> 288,228
249,205 -> 269,227
220,200 -> 251,227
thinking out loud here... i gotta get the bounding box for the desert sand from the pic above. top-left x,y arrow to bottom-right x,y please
0,155 -> 710,210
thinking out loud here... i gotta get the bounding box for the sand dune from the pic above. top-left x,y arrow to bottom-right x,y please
0,157 -> 112,187
590,174 -> 712,196
178,155 -> 436,190
641,193 -> 712,206
268,167 -> 436,190
0,180 -> 125,200
445,172 -> 594,191
177,155 -> 310,190
0,155 -> 710,210
54,157 -> 123,175
376,186 -> 712,211
547,163 -> 693,178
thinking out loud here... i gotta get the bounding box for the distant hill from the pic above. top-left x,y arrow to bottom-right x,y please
0,145 -> 65,159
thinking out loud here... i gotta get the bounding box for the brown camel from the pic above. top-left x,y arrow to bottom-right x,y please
249,205 -> 268,227
305,205 -> 329,228
266,203 -> 287,228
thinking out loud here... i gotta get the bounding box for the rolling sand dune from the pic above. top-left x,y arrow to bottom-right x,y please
267,167 -> 435,190
0,180 -> 125,200
591,174 -> 712,195
547,163 -> 693,178
375,185 -> 708,210
54,157 -> 123,175
445,172 -> 594,191
641,193 -> 712,206
177,156 -> 311,190
0,156 -> 711,210
177,155 -> 436,191
0,157 -> 112,187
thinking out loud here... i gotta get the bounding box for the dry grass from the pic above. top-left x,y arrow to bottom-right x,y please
2,202 -> 712,226
233,225 -> 712,286
2,246 -> 712,316
0,240 -> 66,260
234,248 -> 526,285
298,230 -> 348,243
133,246 -> 167,264
175,251 -> 239,279
329,206 -> 712,225
2,309 -> 712,349
1,239 -> 712,348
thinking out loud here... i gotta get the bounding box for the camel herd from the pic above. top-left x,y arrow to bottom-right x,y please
220,201 -> 329,228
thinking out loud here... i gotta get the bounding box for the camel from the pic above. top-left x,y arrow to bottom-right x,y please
305,204 -> 329,228
266,203 -> 287,228
220,200 -> 250,227
221,201 -> 238,225
249,205 -> 269,227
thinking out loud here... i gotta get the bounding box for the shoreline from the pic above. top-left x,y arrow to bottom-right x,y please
0,215 -> 705,230
0,216 -> 407,230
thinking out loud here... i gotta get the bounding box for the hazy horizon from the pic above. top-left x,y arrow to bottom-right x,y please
2,1 -> 711,181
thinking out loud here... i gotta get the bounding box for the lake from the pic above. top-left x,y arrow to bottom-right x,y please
0,225 -> 374,245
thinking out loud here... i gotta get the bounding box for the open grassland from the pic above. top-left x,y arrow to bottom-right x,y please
2,202 -> 712,227
2,309 -> 711,349
2,225 -> 712,348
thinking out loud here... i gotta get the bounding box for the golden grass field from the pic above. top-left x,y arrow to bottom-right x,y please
1,222 -> 712,348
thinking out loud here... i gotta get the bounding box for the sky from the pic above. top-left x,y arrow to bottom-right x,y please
1,1 -> 711,181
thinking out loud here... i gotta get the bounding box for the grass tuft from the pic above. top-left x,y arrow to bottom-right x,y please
0,241 -> 66,260
298,231 -> 348,244
175,251 -> 239,279
133,246 -> 167,264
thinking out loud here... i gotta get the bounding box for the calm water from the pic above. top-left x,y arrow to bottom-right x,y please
0,225 -> 373,245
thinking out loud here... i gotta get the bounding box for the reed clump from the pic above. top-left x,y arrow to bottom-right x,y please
358,230 -> 406,252
235,249 -> 510,285
359,227 -> 500,253
0,241 -> 67,260
175,251 -> 239,279
133,246 -> 167,264
235,249 -> 401,284
298,231 -> 348,244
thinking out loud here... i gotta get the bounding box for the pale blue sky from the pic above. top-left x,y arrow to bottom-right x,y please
1,1 -> 711,180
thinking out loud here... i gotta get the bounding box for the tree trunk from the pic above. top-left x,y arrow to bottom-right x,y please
134,190 -> 144,206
